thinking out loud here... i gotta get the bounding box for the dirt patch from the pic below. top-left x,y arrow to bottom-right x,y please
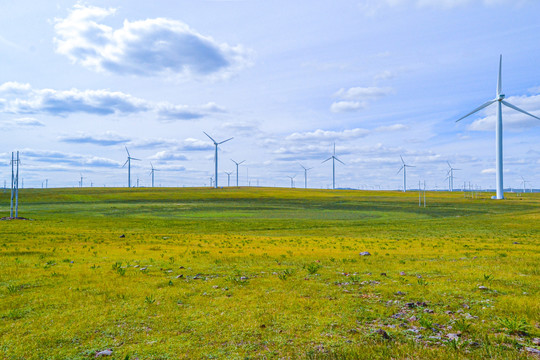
0,217 -> 31,221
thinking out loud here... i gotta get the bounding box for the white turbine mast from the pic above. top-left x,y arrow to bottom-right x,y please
149,162 -> 160,188
446,161 -> 460,192
122,146 -> 140,188
231,159 -> 245,187
322,143 -> 344,190
204,132 -> 233,189
299,163 -> 313,189
456,55 -> 540,200
397,155 -> 415,192
287,175 -> 296,188
224,171 -> 233,187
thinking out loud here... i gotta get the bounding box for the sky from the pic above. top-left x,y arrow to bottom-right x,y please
1,0 -> 540,190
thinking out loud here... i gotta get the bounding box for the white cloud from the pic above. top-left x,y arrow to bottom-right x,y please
54,4 -> 251,78
1,117 -> 44,127
481,168 -> 496,174
21,149 -> 121,168
149,150 -> 188,161
0,82 -> 223,120
0,82 -> 148,116
335,86 -> 393,100
331,86 -> 393,113
286,128 -> 370,141
58,132 -> 130,146
331,101 -> 366,113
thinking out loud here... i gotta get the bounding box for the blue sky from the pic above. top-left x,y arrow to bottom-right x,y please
1,0 -> 540,190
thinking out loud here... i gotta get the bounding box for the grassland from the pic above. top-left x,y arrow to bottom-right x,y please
0,187 -> 539,359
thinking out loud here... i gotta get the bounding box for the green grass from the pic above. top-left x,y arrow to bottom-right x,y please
0,187 -> 539,359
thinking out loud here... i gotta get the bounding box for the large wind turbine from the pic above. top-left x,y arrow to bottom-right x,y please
456,55 -> 540,200
204,132 -> 233,189
446,161 -> 460,192
322,143 -> 344,190
231,159 -> 245,187
149,162 -> 160,188
397,155 -> 414,192
299,163 -> 313,189
122,146 -> 140,188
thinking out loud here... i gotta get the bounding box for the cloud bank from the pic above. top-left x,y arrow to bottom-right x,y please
54,4 -> 250,78
0,82 -> 223,120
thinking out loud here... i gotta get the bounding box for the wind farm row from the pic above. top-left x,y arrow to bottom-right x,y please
3,56 -> 539,197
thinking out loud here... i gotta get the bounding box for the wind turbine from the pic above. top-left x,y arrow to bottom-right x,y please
287,175 -> 296,188
204,132 -> 233,189
446,161 -> 460,192
79,173 -> 85,188
397,155 -> 414,192
231,159 -> 245,187
225,171 -> 233,187
520,176 -> 529,193
299,163 -> 313,189
322,143 -> 344,190
122,146 -> 140,188
149,162 -> 160,188
455,55 -> 540,200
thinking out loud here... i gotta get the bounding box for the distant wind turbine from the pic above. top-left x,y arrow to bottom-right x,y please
231,159 -> 245,187
122,146 -> 140,188
204,132 -> 233,189
149,162 -> 160,188
455,55 -> 540,200
299,163 -> 313,189
322,143 -> 344,190
225,171 -> 233,187
446,161 -> 460,192
397,155 -> 414,192
79,173 -> 85,188
287,175 -> 296,188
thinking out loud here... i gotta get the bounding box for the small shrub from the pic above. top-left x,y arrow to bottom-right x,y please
305,263 -> 321,275
497,316 -> 531,335
453,318 -> 471,333
145,295 -> 156,304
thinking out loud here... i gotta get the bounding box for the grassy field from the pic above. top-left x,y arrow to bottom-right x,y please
0,187 -> 539,359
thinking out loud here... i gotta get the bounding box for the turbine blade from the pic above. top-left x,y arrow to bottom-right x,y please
447,161 -> 452,168
400,155 -> 405,164
239,160 -> 245,165
497,54 -> 502,97
335,157 -> 345,165
218,137 -> 233,145
501,100 -> 540,120
322,157 -> 332,164
122,159 -> 128,168
131,158 -> 141,161
396,166 -> 404,175
456,99 -> 496,122
203,131 -> 216,144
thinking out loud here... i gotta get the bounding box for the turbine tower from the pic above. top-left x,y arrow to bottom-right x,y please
204,132 -> 233,189
79,173 -> 85,188
446,161 -> 460,192
456,55 -> 540,200
397,155 -> 414,192
322,143 -> 344,190
149,162 -> 159,188
122,146 -> 140,188
299,163 -> 313,189
231,159 -> 245,187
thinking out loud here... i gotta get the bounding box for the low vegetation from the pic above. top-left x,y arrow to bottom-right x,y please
0,187 -> 539,359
